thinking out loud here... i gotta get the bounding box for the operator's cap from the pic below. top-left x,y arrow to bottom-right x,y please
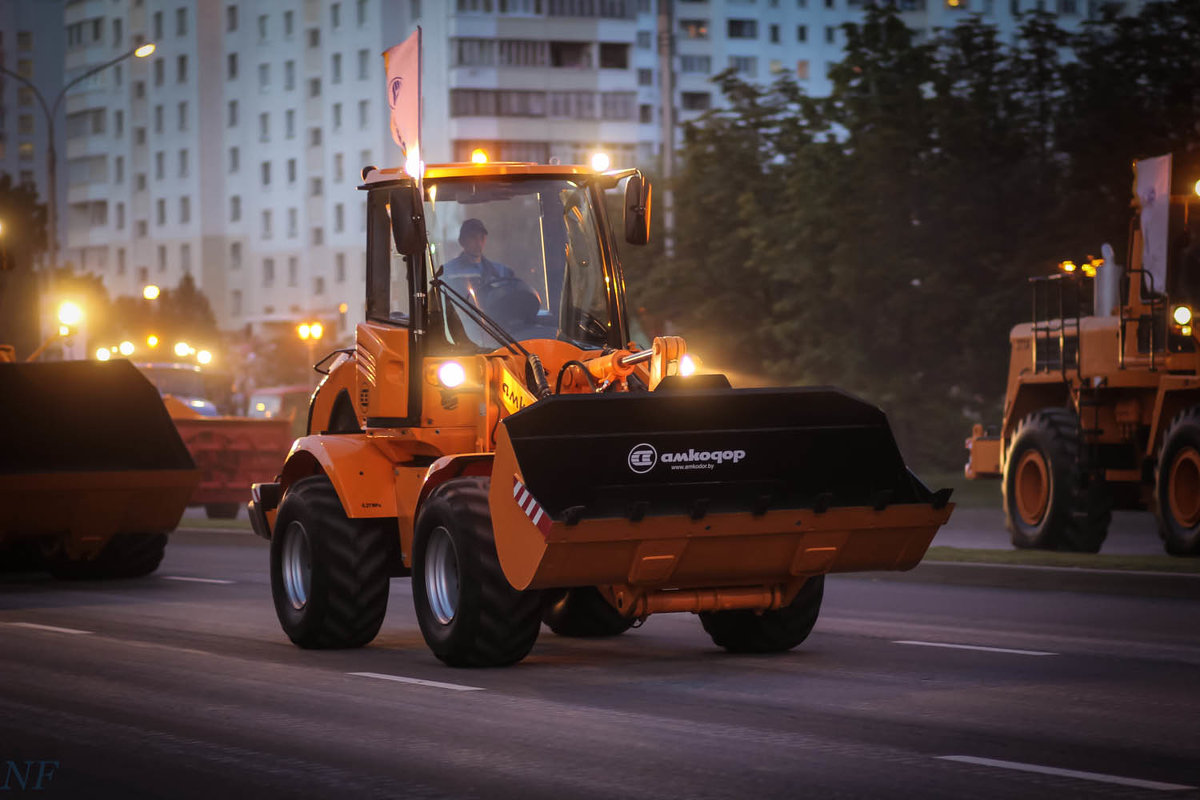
459,218 -> 488,240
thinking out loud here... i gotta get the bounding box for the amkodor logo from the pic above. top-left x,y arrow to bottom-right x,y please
628,443 -> 658,474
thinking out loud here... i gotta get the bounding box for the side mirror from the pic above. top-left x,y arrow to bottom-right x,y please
388,184 -> 426,256
624,171 -> 652,246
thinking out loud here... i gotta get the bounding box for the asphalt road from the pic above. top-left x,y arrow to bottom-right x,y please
934,508 -> 1169,555
1,533 -> 1198,799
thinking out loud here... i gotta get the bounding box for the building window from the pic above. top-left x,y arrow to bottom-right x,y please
178,102 -> 188,131
262,210 -> 273,239
309,78 -> 321,97
258,63 -> 270,90
158,244 -> 167,271
114,110 -> 124,137
153,11 -> 163,40
314,276 -> 326,295
258,14 -> 268,39
288,208 -> 298,238
358,0 -> 369,25
230,242 -> 242,269
729,56 -> 757,77
179,149 -> 189,177
154,105 -> 163,133
176,7 -> 188,36
154,59 -> 165,86
599,43 -> 629,69
230,147 -> 240,173
312,228 -> 324,246
115,156 -> 124,183
286,110 -> 296,139
825,26 -> 836,43
333,153 -> 344,182
181,243 -> 192,273
226,5 -> 238,32
180,197 -> 190,224
261,161 -> 272,186
679,19 -> 708,39
681,92 -> 711,111
232,289 -> 243,316
285,61 -> 295,90
288,257 -> 299,286
637,31 -> 651,49
637,68 -> 653,85
228,100 -> 239,127
308,28 -> 320,48
177,54 -> 187,83
335,204 -> 345,233
228,53 -> 238,80
309,128 -> 322,147
284,10 -> 294,35
358,100 -> 369,129
259,113 -> 270,141
358,49 -> 369,80
680,55 -> 711,73
230,195 -> 241,221
770,24 -> 780,43
263,258 -> 276,287
116,203 -> 125,230
796,60 -> 810,80
336,253 -> 346,283
155,151 -> 165,179
728,19 -> 758,39
797,25 -> 807,42
310,177 -> 323,196
156,199 -> 166,225
332,53 -> 342,84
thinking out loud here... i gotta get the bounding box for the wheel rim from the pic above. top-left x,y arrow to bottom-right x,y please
1014,449 -> 1050,526
424,526 -> 460,625
1168,448 -> 1200,528
281,521 -> 312,611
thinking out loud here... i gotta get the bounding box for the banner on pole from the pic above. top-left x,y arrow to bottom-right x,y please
1135,154 -> 1171,295
384,28 -> 421,178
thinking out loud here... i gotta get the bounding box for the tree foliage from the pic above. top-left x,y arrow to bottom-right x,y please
638,0 -> 1200,470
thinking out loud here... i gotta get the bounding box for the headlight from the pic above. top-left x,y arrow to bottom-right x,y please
1174,305 -> 1193,326
437,360 -> 466,388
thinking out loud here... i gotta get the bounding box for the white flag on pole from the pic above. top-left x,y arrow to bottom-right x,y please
1135,154 -> 1171,294
384,28 -> 421,178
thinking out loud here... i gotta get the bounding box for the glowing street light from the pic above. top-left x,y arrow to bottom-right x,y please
147,334 -> 159,348
57,301 -> 83,328
134,43 -> 157,58
174,341 -> 191,357
95,348 -> 111,361
118,340 -> 135,357
143,284 -> 161,300
196,349 -> 213,365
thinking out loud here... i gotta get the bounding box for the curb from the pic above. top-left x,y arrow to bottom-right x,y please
842,560 -> 1200,600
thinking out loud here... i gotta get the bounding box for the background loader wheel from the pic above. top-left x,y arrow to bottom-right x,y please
1002,408 -> 1109,552
270,476 -> 391,648
204,502 -> 241,520
1153,407 -> 1200,556
412,477 -> 542,667
48,532 -> 167,580
542,587 -> 635,638
699,575 -> 824,654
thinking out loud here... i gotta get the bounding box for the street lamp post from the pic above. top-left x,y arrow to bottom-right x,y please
0,43 -> 156,274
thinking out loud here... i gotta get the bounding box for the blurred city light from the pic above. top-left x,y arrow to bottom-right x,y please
57,301 -> 83,327
95,348 -> 111,361
591,152 -> 611,172
118,341 -> 135,356
174,341 -> 191,357
143,284 -> 161,300
197,350 -> 213,365
134,43 -> 156,58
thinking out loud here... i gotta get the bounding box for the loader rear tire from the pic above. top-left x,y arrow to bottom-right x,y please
1153,407 -> 1200,556
542,587 -> 635,638
699,575 -> 824,654
270,476 -> 391,649
413,477 -> 542,667
48,532 -> 167,580
1003,408 -> 1109,553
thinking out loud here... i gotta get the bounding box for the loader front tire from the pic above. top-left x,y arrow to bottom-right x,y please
270,476 -> 391,649
1003,408 -> 1109,553
1153,407 -> 1200,556
699,575 -> 824,654
48,532 -> 167,580
542,587 -> 635,638
413,477 -> 542,667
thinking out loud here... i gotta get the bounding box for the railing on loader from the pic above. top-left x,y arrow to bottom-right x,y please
1029,272 -> 1091,380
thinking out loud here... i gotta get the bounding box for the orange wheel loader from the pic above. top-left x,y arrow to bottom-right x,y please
0,358 -> 199,578
248,160 -> 955,667
965,154 -> 1200,556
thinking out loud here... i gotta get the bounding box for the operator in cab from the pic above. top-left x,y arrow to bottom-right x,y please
442,218 -> 540,333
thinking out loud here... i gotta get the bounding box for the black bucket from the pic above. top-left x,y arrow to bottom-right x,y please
502,386 -> 934,522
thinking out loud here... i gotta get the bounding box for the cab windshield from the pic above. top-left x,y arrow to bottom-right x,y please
423,177 -> 614,351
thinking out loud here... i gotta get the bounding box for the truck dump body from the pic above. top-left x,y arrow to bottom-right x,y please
0,360 -> 199,544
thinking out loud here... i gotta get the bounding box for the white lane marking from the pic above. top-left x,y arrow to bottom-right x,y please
349,672 -> 484,692
161,576 -> 235,585
937,756 -> 1195,792
895,640 -> 1057,656
5,622 -> 92,635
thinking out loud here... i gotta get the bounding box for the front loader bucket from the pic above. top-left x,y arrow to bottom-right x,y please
489,386 -> 952,596
0,360 -> 199,548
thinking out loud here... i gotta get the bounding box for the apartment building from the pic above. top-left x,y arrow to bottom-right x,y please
48,0 -> 1139,336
